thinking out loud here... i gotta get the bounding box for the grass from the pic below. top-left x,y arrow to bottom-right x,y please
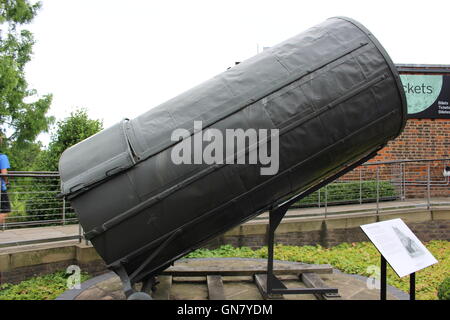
0,270 -> 91,300
186,240 -> 450,300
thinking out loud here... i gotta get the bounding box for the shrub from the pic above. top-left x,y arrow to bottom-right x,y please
437,276 -> 450,300
295,180 -> 398,207
0,270 -> 90,300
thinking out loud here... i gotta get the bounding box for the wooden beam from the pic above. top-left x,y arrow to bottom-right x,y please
207,275 -> 226,300
162,264 -> 333,277
301,272 -> 341,300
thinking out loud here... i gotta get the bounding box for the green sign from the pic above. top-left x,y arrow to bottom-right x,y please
400,74 -> 450,118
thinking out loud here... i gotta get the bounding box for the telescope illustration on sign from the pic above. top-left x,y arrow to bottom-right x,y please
392,227 -> 425,259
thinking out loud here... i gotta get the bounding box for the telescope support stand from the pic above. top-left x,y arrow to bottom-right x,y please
113,229 -> 181,300
256,205 -> 339,299
255,151 -> 382,299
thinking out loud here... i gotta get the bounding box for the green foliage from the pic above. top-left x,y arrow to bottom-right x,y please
0,0 -> 41,25
295,180 -> 398,207
0,270 -> 91,300
2,109 -> 102,224
6,140 -> 42,170
5,109 -> 102,224
437,276 -> 450,300
187,240 -> 450,300
0,0 -> 53,169
35,109 -> 103,171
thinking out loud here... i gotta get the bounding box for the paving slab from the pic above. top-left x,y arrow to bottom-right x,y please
0,224 -> 79,248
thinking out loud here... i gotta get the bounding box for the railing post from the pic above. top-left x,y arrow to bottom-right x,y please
324,185 -> 328,219
359,168 -> 363,205
376,167 -> 380,216
318,188 -> 321,208
427,164 -> 431,210
400,163 -> 405,201
62,198 -> 66,225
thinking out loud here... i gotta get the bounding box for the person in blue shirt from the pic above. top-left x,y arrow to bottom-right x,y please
0,135 -> 11,225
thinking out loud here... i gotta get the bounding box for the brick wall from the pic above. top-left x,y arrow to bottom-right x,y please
373,119 -> 450,161
338,119 -> 450,198
0,243 -> 107,285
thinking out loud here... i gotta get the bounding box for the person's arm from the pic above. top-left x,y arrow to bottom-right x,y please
0,155 -> 10,185
1,168 -> 8,185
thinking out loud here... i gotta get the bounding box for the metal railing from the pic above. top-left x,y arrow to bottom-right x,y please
280,158 -> 450,220
1,158 -> 450,246
0,171 -> 78,230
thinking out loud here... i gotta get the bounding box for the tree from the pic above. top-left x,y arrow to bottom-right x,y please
36,109 -> 103,171
0,0 -> 53,169
6,140 -> 41,170
13,109 -> 103,222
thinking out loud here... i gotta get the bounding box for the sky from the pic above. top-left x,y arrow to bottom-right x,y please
24,0 -> 450,146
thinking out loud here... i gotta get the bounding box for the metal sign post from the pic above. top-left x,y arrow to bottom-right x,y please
361,218 -> 437,301
380,255 -> 387,300
410,272 -> 416,300
379,255 -> 416,300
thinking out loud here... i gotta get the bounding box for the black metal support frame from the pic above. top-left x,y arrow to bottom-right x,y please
113,229 -> 181,299
262,205 -> 338,297
260,151 -> 381,298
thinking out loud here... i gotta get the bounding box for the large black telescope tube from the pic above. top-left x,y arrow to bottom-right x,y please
59,17 -> 406,282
